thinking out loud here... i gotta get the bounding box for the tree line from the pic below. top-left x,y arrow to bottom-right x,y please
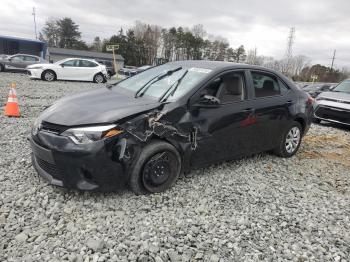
40,18 -> 349,82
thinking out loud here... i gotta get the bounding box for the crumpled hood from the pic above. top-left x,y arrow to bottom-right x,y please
318,91 -> 350,103
38,87 -> 160,126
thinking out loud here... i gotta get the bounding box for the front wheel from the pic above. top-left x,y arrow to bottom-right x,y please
0,64 -> 5,72
42,70 -> 56,81
93,73 -> 105,83
273,122 -> 302,158
129,141 -> 181,195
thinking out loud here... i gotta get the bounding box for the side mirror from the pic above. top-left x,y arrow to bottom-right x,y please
194,95 -> 220,107
60,64 -> 64,67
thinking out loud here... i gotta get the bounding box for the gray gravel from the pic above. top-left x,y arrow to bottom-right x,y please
1,72 -> 350,261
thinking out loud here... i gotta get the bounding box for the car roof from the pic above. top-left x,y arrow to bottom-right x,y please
59,58 -> 99,63
167,60 -> 275,71
12,54 -> 40,58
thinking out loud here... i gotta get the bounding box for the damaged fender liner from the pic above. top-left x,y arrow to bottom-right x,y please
120,111 -> 198,150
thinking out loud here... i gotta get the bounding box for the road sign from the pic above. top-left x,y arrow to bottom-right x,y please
106,45 -> 119,51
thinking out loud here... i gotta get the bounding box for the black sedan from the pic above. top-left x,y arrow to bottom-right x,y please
30,61 -> 314,194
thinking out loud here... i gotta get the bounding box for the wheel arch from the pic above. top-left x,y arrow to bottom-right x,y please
293,116 -> 306,135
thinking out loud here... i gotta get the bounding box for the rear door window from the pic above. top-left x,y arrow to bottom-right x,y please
24,56 -> 38,62
251,71 -> 288,98
79,60 -> 98,67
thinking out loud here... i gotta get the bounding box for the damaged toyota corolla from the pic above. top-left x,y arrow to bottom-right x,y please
30,61 -> 314,194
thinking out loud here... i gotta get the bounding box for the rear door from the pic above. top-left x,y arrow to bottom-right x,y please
22,55 -> 39,68
248,70 -> 293,151
77,60 -> 99,81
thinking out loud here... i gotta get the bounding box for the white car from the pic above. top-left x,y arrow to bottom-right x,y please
27,58 -> 108,83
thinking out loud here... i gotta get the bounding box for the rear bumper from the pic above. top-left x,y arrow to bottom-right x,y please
29,132 -> 129,191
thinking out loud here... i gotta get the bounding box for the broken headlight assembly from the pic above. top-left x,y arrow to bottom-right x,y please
61,124 -> 123,144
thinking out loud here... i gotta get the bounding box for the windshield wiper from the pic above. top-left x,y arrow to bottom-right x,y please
159,70 -> 189,102
134,67 -> 182,98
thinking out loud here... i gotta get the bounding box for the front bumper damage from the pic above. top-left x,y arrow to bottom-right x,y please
30,108 -> 197,191
30,131 -> 130,191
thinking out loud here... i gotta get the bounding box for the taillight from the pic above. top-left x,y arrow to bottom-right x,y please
307,96 -> 314,106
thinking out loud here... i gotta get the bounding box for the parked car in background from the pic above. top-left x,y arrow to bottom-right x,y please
314,79 -> 350,126
303,83 -> 335,98
30,61 -> 313,194
0,54 -> 46,72
96,60 -> 115,79
117,68 -> 138,79
27,58 -> 108,83
137,65 -> 152,73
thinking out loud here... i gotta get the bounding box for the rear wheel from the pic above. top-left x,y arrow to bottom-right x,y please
93,73 -> 105,83
107,71 -> 112,79
273,122 -> 302,157
129,141 -> 181,195
42,70 -> 56,81
313,118 -> 321,124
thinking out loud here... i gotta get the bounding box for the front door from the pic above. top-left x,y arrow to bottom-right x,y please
57,59 -> 80,80
187,70 -> 257,168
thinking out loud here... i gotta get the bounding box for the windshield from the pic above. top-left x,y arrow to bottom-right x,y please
333,80 -> 350,93
113,64 -> 212,101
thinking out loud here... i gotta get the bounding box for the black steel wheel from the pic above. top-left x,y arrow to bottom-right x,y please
129,141 -> 181,195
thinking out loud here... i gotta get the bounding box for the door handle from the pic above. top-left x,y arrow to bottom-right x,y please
243,108 -> 254,112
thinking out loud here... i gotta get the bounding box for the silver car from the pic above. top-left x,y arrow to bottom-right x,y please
0,54 -> 46,72
314,79 -> 350,126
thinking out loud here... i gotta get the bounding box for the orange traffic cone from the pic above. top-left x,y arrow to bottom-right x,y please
4,83 -> 20,117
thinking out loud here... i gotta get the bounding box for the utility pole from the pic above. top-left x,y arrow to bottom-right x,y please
32,7 -> 37,39
284,27 -> 295,75
330,49 -> 336,71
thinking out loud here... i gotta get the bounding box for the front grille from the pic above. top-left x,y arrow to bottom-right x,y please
315,106 -> 350,124
41,121 -> 68,134
36,157 -> 63,180
319,97 -> 350,105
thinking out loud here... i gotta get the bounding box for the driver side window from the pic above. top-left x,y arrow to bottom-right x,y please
198,71 -> 246,104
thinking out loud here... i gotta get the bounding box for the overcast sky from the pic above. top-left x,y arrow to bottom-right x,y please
1,0 -> 350,68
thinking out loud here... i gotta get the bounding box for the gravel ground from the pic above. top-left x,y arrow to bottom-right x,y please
0,72 -> 350,262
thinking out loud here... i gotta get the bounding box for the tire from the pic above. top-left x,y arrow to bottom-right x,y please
0,64 -> 4,72
107,71 -> 112,79
129,140 -> 181,195
41,70 -> 56,81
313,118 -> 321,124
273,121 -> 302,158
93,73 -> 105,83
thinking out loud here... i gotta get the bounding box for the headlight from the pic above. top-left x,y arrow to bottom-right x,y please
32,118 -> 42,136
61,124 -> 123,144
